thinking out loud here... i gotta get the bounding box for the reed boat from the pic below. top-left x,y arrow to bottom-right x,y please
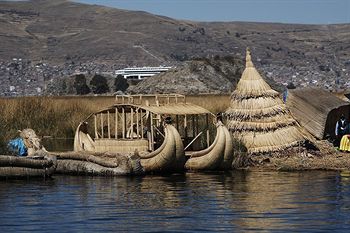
73,94 -> 234,172
0,154 -> 57,178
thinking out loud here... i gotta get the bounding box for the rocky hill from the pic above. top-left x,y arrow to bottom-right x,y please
128,56 -> 282,95
0,0 -> 349,96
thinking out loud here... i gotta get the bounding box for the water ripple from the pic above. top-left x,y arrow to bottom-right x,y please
1,171 -> 350,232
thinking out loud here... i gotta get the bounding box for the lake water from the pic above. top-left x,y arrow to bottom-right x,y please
1,171 -> 350,232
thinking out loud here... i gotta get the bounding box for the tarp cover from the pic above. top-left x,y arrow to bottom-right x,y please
8,138 -> 27,156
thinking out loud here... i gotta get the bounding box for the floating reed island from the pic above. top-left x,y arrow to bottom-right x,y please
224,49 -> 350,171
3,49 -> 350,174
71,94 -> 234,173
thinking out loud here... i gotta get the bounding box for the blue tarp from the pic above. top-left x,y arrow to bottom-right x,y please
8,138 -> 27,156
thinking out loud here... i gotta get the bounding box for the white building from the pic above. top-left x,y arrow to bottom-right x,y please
115,66 -> 172,80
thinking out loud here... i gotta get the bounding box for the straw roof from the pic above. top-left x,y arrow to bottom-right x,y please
225,49 -> 306,153
287,88 -> 350,139
96,103 -> 212,115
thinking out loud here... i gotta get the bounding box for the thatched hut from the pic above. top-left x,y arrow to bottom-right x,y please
287,88 -> 350,140
225,49 -> 306,153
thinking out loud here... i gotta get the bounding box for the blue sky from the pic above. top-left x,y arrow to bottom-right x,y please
75,0 -> 350,24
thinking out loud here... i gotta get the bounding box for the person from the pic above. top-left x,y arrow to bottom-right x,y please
335,115 -> 348,147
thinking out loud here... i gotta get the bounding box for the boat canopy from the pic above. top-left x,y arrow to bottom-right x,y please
95,103 -> 211,115
94,94 -> 213,116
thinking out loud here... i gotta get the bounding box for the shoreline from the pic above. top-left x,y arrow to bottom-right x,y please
242,151 -> 350,172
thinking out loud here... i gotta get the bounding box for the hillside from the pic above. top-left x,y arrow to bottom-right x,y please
128,56 -> 282,95
0,0 -> 349,96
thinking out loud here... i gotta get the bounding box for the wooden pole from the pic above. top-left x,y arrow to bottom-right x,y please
140,109 -> 144,139
184,115 -> 188,143
136,109 -> 139,138
100,113 -> 104,138
94,114 -> 98,139
131,108 -> 134,139
107,111 -> 111,139
115,108 -> 118,139
150,113 -> 154,151
184,131 -> 203,150
122,107 -> 125,139
206,114 -> 210,147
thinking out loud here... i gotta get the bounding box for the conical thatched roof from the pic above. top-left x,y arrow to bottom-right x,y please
225,49 -> 306,153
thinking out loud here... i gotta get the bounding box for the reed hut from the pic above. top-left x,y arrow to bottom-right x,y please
225,49 -> 306,153
287,88 -> 350,140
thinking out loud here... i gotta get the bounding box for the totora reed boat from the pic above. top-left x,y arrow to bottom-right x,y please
72,94 -> 234,173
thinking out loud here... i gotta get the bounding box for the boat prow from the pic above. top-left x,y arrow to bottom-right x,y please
185,121 -> 233,171
139,124 -> 185,172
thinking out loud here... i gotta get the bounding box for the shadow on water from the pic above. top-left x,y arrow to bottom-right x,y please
0,171 -> 350,232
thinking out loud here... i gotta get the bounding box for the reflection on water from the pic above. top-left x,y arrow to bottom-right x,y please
0,171 -> 350,232
41,138 -> 74,152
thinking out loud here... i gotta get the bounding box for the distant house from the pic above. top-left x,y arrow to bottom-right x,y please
287,88 -> 350,140
115,66 -> 172,80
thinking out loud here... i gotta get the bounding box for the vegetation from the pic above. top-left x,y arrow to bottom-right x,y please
114,75 -> 129,92
0,95 -> 230,153
90,74 -> 110,94
74,74 -> 90,95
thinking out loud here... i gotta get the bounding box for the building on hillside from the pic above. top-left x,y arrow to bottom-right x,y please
225,49 -> 306,153
115,66 -> 172,80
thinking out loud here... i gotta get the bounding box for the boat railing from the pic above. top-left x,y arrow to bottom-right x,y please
115,94 -> 186,106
